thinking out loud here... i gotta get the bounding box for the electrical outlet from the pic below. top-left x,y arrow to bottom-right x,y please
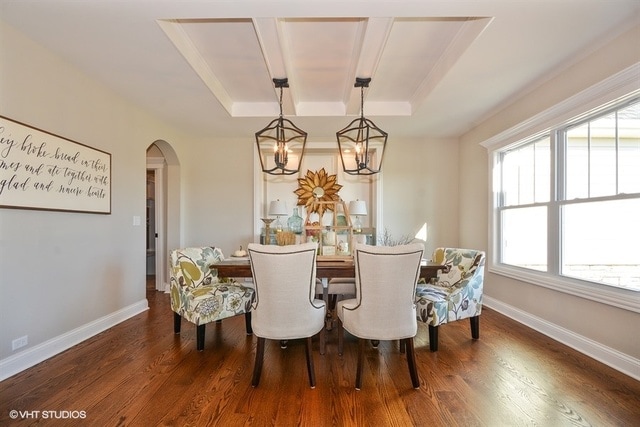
12,335 -> 28,351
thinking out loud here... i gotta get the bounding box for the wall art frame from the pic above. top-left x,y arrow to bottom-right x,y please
0,115 -> 112,214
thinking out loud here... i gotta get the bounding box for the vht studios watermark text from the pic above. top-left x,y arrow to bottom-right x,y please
9,409 -> 86,420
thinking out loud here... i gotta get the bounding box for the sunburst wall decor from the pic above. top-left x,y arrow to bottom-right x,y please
294,168 -> 342,216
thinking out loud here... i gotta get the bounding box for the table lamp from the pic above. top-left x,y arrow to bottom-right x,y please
349,200 -> 367,233
269,199 -> 288,232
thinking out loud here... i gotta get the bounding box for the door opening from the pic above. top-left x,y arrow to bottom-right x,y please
147,143 -> 167,292
146,169 -> 157,279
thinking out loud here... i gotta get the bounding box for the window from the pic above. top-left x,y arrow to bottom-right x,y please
493,98 -> 640,295
499,137 -> 550,272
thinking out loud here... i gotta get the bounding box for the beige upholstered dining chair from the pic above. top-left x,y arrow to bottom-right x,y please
169,247 -> 255,351
415,247 -> 486,351
315,278 -> 356,311
247,242 -> 326,388
336,242 -> 424,390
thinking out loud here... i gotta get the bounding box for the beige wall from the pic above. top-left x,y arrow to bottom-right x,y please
459,24 -> 640,361
176,136 -> 256,251
382,137 -> 459,255
175,135 -> 462,257
0,21 -> 187,363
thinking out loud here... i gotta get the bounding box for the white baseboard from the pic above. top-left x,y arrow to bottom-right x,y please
0,299 -> 149,382
484,296 -> 640,381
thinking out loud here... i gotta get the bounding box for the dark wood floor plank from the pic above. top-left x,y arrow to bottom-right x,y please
1,282 -> 639,426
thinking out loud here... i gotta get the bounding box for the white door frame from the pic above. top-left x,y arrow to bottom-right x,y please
147,157 -> 166,291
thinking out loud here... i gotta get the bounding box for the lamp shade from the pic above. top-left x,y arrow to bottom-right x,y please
349,200 -> 367,216
269,199 -> 288,216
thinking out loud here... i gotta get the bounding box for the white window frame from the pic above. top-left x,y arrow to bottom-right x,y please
482,63 -> 640,313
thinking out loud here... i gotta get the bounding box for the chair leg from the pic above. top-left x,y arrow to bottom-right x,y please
470,315 -> 480,340
428,325 -> 439,352
404,338 -> 420,389
245,312 -> 253,335
319,326 -> 326,355
251,337 -> 266,387
399,339 -> 406,354
196,324 -> 205,351
355,338 -> 365,390
305,337 -> 316,388
371,340 -> 380,348
173,312 -> 181,334
337,318 -> 344,356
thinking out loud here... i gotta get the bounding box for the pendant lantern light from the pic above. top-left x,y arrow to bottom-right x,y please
255,78 -> 307,175
336,77 -> 387,175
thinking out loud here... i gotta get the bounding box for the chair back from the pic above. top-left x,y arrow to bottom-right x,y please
349,242 -> 424,339
169,246 -> 225,288
432,247 -> 485,289
247,242 -> 325,340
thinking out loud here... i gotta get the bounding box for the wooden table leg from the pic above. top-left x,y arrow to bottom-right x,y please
320,277 -> 329,354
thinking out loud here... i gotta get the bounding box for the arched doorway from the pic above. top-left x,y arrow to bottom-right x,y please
146,140 -> 180,292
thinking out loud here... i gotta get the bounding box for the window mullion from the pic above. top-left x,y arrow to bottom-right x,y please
587,122 -> 592,198
496,152 -> 505,264
549,131 -> 561,275
615,110 -> 620,194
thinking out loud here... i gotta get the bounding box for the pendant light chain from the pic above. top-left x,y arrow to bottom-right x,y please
360,84 -> 365,119
277,84 -> 284,143
279,84 -> 284,118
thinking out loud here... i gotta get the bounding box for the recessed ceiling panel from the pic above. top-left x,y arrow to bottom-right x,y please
373,19 -> 466,101
366,17 -> 492,116
279,18 -> 365,104
180,19 -> 274,103
160,16 -> 490,118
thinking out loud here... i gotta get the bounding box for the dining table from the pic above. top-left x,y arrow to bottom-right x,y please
213,257 -> 447,354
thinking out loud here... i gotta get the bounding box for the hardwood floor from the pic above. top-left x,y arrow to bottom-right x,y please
2,279 -> 639,426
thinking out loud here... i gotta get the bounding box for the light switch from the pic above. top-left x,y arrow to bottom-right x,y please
133,215 -> 141,226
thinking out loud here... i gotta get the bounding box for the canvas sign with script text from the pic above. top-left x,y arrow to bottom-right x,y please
0,116 -> 111,214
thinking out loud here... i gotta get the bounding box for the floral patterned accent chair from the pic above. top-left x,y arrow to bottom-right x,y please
169,247 -> 255,351
415,247 -> 485,352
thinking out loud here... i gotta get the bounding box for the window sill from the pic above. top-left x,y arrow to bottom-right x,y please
489,264 -> 640,313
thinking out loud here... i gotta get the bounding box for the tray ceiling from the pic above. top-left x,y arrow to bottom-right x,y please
159,17 -> 491,118
1,0 -> 638,138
